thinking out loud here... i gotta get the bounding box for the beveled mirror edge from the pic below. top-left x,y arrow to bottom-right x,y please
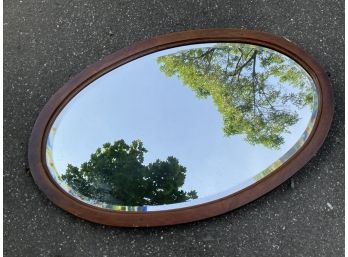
28,28 -> 334,227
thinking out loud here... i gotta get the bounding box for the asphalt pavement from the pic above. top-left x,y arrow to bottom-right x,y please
4,0 -> 344,256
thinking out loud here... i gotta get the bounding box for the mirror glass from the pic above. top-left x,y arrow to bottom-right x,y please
46,43 -> 318,211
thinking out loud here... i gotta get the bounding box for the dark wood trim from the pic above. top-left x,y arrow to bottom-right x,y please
28,28 -> 334,227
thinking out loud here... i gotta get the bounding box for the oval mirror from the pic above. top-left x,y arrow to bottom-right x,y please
29,29 -> 334,227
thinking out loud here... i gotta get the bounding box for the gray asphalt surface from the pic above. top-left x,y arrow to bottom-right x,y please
4,0 -> 344,256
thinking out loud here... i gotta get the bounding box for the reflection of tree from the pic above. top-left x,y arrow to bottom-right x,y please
61,140 -> 197,206
157,44 -> 314,149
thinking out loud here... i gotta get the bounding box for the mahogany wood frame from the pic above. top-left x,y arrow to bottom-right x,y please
28,29 -> 334,227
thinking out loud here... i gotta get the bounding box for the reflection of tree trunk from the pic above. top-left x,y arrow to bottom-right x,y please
252,51 -> 258,118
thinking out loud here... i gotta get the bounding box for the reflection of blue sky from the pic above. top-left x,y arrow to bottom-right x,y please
50,43 -> 316,200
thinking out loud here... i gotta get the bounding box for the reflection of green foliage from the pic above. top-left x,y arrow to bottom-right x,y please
61,140 -> 197,206
157,44 -> 314,149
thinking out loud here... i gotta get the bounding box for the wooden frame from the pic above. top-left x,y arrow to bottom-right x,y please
28,28 -> 334,227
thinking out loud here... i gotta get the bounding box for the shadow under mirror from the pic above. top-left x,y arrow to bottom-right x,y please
46,43 -> 318,211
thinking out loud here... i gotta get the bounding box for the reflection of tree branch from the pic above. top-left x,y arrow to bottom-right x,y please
235,50 -> 244,72
224,52 -> 230,75
258,86 -> 276,111
205,49 -> 215,72
201,48 -> 216,58
230,50 -> 257,78
181,48 -> 216,62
